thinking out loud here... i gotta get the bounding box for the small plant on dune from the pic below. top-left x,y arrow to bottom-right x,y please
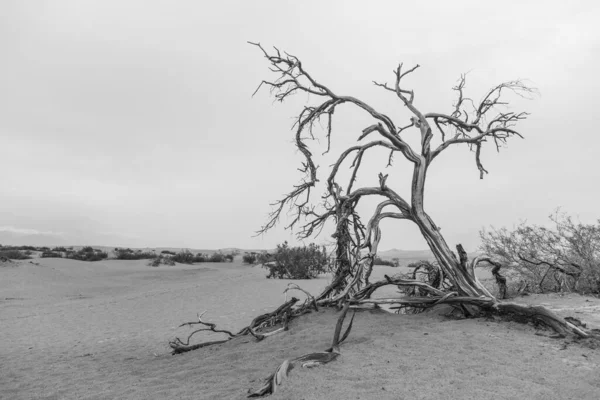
208,252 -> 235,262
160,250 -> 177,256
40,251 -> 63,258
0,250 -> 32,260
242,252 -> 257,264
373,257 -> 399,267
171,250 -> 196,264
148,254 -> 176,267
114,248 -> 157,260
66,247 -> 108,262
193,253 -> 208,262
262,242 -> 328,279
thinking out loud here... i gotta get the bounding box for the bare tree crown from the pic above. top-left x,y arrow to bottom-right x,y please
250,42 -> 536,237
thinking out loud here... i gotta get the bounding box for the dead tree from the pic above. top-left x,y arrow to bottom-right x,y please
170,43 -> 593,398
249,41 -> 589,336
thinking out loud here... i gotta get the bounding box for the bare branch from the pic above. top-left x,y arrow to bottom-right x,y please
425,78 -> 536,177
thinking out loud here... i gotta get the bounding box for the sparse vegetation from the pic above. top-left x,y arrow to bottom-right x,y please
373,257 -> 399,267
157,250 -> 235,264
262,242 -> 328,279
148,255 -> 176,267
242,252 -> 257,264
0,249 -> 32,260
193,253 -> 208,263
208,252 -> 234,263
40,251 -> 63,258
114,248 -> 157,260
66,247 -> 108,262
171,250 -> 196,264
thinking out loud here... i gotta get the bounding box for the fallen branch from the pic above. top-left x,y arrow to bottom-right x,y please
170,297 -> 301,355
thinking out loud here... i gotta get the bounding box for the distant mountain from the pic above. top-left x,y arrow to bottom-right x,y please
0,231 -> 68,247
377,248 -> 434,260
378,248 -> 481,262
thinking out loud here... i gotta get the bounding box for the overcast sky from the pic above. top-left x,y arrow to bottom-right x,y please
1,0 -> 599,251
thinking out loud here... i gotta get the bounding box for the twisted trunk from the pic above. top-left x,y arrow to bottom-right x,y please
409,155 -> 492,298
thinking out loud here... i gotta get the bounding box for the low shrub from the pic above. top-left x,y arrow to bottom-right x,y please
114,248 -> 157,260
148,255 -> 176,267
480,210 -> 600,294
171,250 -> 196,264
160,250 -> 176,256
209,252 -> 225,262
262,242 -> 328,279
0,250 -> 31,260
373,257 -> 399,267
162,250 -> 235,264
243,253 -> 257,264
40,251 -> 63,258
208,252 -> 234,262
193,253 -> 208,262
66,247 -> 108,262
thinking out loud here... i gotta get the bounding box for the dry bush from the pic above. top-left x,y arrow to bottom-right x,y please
480,210 -> 600,294
40,251 -> 63,258
148,255 -> 176,267
242,252 -> 257,264
0,250 -> 31,260
114,248 -> 157,260
262,242 -> 328,279
66,247 -> 108,262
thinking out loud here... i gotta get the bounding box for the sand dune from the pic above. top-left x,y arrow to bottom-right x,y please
1,258 -> 599,399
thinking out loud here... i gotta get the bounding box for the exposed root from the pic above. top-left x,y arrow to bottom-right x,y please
248,303 -> 355,397
494,302 -> 588,338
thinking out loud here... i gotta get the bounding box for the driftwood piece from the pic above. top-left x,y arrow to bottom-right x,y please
169,298 -> 300,355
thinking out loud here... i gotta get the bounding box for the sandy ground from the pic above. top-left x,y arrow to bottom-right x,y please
1,257 -> 599,399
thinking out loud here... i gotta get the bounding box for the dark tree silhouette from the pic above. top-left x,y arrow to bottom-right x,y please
171,43 -> 592,398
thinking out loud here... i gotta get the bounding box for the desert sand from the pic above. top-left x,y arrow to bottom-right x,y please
1,256 -> 599,399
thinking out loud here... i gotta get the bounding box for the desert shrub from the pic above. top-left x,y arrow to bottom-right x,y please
148,255 -> 176,267
171,250 -> 196,264
0,245 -> 37,251
161,250 -> 176,256
262,242 -> 328,279
40,251 -> 63,258
193,253 -> 208,262
66,247 -> 108,262
243,253 -> 257,264
480,210 -> 600,294
208,252 -> 225,262
207,252 -> 234,262
114,248 -> 157,260
373,257 -> 399,267
52,247 -> 67,252
256,252 -> 274,265
0,250 -> 31,260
